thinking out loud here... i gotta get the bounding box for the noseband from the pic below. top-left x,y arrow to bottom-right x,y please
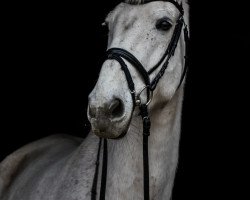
91,1 -> 190,199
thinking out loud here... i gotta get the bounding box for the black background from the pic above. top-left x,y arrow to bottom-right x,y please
1,0 -> 248,199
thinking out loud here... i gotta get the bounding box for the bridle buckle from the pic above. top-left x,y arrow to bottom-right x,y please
135,85 -> 153,107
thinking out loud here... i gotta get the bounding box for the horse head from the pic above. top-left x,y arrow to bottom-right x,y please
88,0 -> 189,139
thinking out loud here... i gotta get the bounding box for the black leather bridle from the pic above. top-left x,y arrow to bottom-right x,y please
91,1 -> 190,200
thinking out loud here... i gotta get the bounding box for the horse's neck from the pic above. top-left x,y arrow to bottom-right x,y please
64,88 -> 184,199
105,88 -> 184,199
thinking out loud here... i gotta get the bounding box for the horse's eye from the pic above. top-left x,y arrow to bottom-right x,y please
156,18 -> 172,31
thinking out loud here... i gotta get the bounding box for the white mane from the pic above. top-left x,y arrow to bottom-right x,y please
125,0 -> 144,4
125,0 -> 188,5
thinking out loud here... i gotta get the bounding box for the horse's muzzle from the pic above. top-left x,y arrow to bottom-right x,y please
88,98 -> 128,139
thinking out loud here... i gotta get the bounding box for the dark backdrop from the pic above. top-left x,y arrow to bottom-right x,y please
1,0 -> 248,199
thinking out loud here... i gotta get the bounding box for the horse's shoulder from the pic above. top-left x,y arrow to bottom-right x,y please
0,134 -> 83,196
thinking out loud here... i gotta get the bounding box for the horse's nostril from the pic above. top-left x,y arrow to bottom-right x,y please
109,99 -> 124,118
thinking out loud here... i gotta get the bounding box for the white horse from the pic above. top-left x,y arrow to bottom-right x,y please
0,0 -> 189,199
